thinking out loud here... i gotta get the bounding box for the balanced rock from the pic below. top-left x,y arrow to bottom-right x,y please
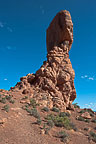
12,10 -> 76,110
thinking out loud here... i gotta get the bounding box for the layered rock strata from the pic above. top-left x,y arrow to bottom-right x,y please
12,10 -> 76,110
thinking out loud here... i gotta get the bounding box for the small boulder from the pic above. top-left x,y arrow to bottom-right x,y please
81,112 -> 91,119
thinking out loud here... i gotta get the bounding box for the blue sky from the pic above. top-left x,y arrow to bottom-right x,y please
0,0 -> 96,110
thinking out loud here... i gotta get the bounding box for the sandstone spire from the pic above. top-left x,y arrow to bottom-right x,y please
12,10 -> 76,110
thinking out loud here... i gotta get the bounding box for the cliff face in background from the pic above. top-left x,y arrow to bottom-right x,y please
12,10 -> 76,110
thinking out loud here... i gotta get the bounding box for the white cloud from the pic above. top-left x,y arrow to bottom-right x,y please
84,103 -> 96,111
40,5 -> 45,15
7,27 -> 13,32
0,21 -> 13,32
81,76 -> 84,79
0,22 -> 4,28
88,77 -> 94,80
81,75 -> 95,81
4,78 -> 7,81
6,46 -> 16,51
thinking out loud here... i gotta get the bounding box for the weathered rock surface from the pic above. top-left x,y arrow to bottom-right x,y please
11,10 -> 76,110
81,112 -> 92,119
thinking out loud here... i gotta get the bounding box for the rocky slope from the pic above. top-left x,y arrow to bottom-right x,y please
11,10 -> 76,111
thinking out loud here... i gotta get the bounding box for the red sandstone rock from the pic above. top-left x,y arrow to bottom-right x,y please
13,10 -> 76,110
81,112 -> 91,119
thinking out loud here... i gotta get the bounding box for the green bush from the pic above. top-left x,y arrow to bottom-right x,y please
90,131 -> 96,142
85,119 -> 90,123
59,112 -> 70,117
58,131 -> 69,143
91,119 -> 96,123
45,127 -> 51,135
30,108 -> 40,119
70,122 -> 77,131
76,116 -> 90,123
36,118 -> 42,125
76,116 -> 85,121
84,127 -> 89,131
47,120 -> 54,128
51,107 -> 59,112
79,110 -> 85,114
30,98 -> 37,108
73,103 -> 80,109
5,95 -> 12,100
46,114 -> 55,121
22,96 -> 28,99
46,114 -> 72,129
26,108 -> 32,113
9,99 -> 15,104
0,98 -> 6,104
42,107 -> 49,112
3,105 -> 9,112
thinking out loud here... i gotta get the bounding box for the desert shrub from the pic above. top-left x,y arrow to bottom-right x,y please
53,116 -> 71,129
51,107 -> 59,112
42,123 -> 51,135
59,112 -> 70,117
84,127 -> 89,131
90,131 -> 96,142
46,114 -> 72,129
22,96 -> 28,99
76,116 -> 85,121
0,97 -> 6,104
42,107 -> 49,112
26,108 -> 32,113
3,105 -> 9,112
45,127 -> 51,134
58,131 -> 69,143
77,116 -> 90,123
73,103 -> 80,109
5,95 -> 12,100
85,119 -> 90,123
30,108 -> 40,119
91,119 -> 96,123
79,110 -> 85,114
9,99 -> 15,104
47,120 -> 54,128
36,118 -> 42,125
30,98 -> 37,108
46,114 -> 55,121
70,122 -> 78,131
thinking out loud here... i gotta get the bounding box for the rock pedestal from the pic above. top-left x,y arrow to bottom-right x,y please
12,10 -> 76,110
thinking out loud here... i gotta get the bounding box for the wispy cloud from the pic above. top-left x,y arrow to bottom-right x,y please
88,77 -> 94,80
6,46 -> 16,51
4,78 -> 8,81
7,27 -> 13,32
0,46 -> 16,52
84,102 -> 96,111
40,5 -> 45,15
0,22 -> 4,28
81,75 -> 95,81
0,21 -> 13,32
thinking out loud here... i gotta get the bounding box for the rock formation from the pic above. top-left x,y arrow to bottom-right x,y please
12,10 -> 76,110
